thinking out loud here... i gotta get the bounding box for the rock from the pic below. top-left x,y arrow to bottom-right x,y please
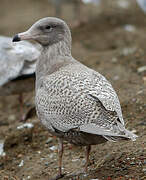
123,24 -> 136,32
111,57 -> 118,63
46,137 -> 53,144
0,140 -> 6,156
113,75 -> 120,81
45,162 -> 49,166
18,160 -> 24,167
137,0 -> 146,13
8,114 -> 16,121
82,0 -> 101,6
17,123 -> 34,130
116,0 -> 130,9
121,47 -> 137,56
130,161 -> 135,165
49,146 -> 58,151
137,66 -> 146,73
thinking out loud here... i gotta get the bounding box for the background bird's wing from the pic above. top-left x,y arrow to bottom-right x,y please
0,36 -> 40,86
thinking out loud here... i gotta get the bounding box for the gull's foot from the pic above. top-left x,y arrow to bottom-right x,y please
50,173 -> 65,180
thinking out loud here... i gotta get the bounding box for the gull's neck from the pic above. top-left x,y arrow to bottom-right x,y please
36,40 -> 74,89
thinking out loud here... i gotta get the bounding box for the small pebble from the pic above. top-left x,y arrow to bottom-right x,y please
117,0 -> 130,9
137,66 -> 146,73
45,162 -> 49,166
124,24 -> 136,32
17,154 -> 23,158
46,137 -> 53,144
49,154 -> 54,158
17,123 -> 34,130
72,158 -> 79,162
49,146 -> 57,151
0,140 -> 6,157
121,47 -> 137,56
111,57 -> 117,63
82,0 -> 101,6
130,161 -> 135,165
137,90 -> 143,95
113,75 -> 120,81
18,160 -> 24,167
8,114 -> 16,121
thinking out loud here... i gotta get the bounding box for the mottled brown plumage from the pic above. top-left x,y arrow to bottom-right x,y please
13,17 -> 138,179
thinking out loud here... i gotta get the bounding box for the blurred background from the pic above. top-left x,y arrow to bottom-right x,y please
0,0 -> 146,180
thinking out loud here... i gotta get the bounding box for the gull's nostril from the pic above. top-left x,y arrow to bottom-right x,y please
12,34 -> 21,42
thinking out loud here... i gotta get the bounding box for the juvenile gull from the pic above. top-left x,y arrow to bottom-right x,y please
13,17 -> 138,179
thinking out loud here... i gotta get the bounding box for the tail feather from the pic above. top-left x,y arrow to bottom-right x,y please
103,128 -> 138,142
117,121 -> 138,141
124,128 -> 138,141
103,135 -> 128,142
80,122 -> 138,142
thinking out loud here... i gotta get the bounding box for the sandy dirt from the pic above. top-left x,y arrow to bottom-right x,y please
0,0 -> 146,180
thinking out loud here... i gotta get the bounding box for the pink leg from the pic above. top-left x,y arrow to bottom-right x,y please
18,93 -> 25,121
58,138 -> 64,176
51,138 -> 65,180
84,145 -> 91,173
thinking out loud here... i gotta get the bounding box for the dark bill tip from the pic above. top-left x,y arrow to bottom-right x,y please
12,34 -> 21,42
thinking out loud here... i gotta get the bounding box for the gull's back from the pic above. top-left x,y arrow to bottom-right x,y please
36,60 -> 131,145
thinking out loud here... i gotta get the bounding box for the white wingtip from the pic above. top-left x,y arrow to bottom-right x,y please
125,129 -> 138,141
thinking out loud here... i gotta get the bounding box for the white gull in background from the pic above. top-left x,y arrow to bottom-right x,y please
136,0 -> 146,13
0,36 -> 40,87
0,36 -> 40,120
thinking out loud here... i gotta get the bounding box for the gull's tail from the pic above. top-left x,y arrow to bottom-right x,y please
103,122 -> 138,142
80,122 -> 138,142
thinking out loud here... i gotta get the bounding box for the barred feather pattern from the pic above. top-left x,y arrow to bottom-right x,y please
36,57 -> 137,144
34,18 -> 137,145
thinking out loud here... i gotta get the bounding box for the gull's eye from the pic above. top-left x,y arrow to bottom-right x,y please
45,25 -> 51,30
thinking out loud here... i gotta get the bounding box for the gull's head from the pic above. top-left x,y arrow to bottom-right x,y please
12,17 -> 72,47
